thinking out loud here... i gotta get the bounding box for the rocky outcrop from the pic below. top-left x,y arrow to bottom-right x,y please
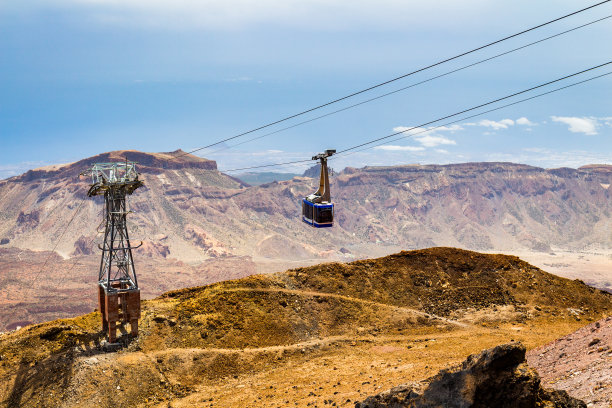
527,316 -> 612,407
184,224 -> 217,250
16,210 -> 40,231
184,224 -> 229,257
71,235 -> 95,256
135,241 -> 170,258
355,343 -> 585,408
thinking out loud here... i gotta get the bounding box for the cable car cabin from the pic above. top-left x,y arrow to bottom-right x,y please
302,149 -> 335,228
302,197 -> 334,228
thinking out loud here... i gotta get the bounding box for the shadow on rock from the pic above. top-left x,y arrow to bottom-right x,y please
5,351 -> 76,408
356,342 -> 585,408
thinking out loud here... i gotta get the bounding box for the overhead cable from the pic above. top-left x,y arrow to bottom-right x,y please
205,14 -> 612,156
336,71 -> 612,157
335,61 -> 612,154
175,0 -> 611,160
222,158 -> 314,173
23,198 -> 87,295
218,61 -> 612,172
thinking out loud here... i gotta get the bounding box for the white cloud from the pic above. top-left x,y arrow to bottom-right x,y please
414,134 -> 456,147
435,124 -> 463,132
551,116 -> 598,135
516,117 -> 535,126
522,147 -> 546,153
374,145 -> 425,152
477,119 -> 514,129
464,118 -> 540,129
484,149 -> 612,169
391,126 -> 458,148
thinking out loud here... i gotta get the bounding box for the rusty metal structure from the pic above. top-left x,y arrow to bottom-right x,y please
84,161 -> 143,343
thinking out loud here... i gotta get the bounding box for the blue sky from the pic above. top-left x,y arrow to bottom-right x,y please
1,0 -> 611,178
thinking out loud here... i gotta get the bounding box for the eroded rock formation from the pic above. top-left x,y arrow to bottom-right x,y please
356,343 -> 585,408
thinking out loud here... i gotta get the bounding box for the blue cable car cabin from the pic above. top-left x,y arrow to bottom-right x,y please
302,149 -> 335,228
302,199 -> 334,228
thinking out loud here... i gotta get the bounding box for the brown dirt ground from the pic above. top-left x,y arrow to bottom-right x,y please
1,247 -> 611,407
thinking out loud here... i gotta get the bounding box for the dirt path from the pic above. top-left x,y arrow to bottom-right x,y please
148,332 -> 466,356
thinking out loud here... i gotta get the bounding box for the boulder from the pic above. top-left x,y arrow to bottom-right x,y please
355,343 -> 585,408
72,235 -> 94,256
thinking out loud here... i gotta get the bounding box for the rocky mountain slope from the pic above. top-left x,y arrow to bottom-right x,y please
2,151 -> 612,261
0,248 -> 610,407
0,150 -> 256,331
334,163 -> 612,252
356,343 -> 585,408
527,316 -> 612,407
1,150 -> 612,330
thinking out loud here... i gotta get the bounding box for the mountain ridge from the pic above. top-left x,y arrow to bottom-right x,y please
1,150 -> 612,330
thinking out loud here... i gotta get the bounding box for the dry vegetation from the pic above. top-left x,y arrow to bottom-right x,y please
0,247 -> 610,407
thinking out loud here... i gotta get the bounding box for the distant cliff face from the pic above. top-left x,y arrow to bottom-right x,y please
0,150 -> 243,262
1,156 -> 612,264
330,162 -> 612,252
10,150 -> 218,184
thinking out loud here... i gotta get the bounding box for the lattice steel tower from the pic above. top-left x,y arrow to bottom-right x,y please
84,161 -> 143,342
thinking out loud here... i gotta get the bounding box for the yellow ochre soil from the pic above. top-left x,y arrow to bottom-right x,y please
0,247 -> 610,407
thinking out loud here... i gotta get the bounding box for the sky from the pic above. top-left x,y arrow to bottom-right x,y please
0,0 -> 611,178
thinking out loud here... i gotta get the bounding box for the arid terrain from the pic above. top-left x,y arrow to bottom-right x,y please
356,342 -> 586,407
1,150 -> 612,331
0,248 -> 610,407
527,316 -> 612,407
510,250 -> 612,293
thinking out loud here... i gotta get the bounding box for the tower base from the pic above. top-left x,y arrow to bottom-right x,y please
98,284 -> 140,343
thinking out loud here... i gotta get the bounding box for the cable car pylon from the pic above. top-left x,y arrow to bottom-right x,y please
302,149 -> 335,228
82,161 -> 143,343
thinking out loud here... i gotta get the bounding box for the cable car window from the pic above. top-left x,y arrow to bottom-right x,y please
316,207 -> 333,223
302,201 -> 313,220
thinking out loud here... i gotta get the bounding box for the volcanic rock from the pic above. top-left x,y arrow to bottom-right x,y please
0,248 -> 610,407
71,235 -> 95,256
136,241 -> 171,258
355,343 -> 585,408
15,210 -> 40,231
526,316 -> 612,407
